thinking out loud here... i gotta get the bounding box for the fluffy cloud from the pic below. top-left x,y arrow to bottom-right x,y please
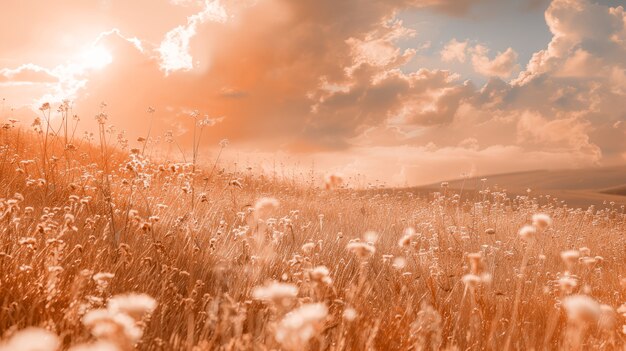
470,45 -> 519,78
516,111 -> 602,162
158,0 -> 227,74
0,64 -> 58,84
441,38 -> 468,63
1,0 -> 625,185
440,39 -> 520,78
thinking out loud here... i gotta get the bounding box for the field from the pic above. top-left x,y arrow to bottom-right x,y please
0,117 -> 625,351
415,167 -> 626,209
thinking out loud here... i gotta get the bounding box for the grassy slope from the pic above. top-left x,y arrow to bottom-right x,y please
415,166 -> 626,208
0,127 -> 625,350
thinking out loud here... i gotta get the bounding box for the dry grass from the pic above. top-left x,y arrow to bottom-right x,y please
0,110 -> 625,351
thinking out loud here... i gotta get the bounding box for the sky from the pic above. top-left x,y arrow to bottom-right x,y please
1,0 -> 625,186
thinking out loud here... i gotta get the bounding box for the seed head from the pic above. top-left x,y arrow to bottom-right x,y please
252,281 -> 298,307
346,241 -> 375,258
0,327 -> 59,351
275,303 -> 328,350
532,213 -> 552,230
518,225 -> 537,241
562,295 -> 601,325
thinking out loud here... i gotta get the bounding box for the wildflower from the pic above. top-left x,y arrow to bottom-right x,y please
18,237 -> 37,246
95,112 -> 108,125
562,295 -> 601,325
346,241 -> 375,258
107,293 -> 157,321
343,307 -> 357,321
254,197 -> 279,220
275,303 -> 328,350
310,266 -> 332,285
363,231 -> 378,244
301,242 -> 315,254
558,275 -> 578,294
0,327 -> 60,351
518,225 -> 537,241
65,213 -> 75,224
392,256 -> 406,269
219,139 -> 229,148
83,308 -> 143,343
93,272 -> 115,291
252,281 -> 298,307
198,116 -> 218,127
532,213 -> 552,230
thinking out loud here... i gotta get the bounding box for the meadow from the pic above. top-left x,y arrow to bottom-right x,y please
0,105 -> 625,350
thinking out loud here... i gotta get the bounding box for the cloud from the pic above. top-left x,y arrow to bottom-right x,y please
1,0 -> 625,185
157,0 -> 227,74
440,38 -> 468,63
0,64 -> 58,84
440,39 -> 520,78
516,111 -> 601,162
514,0 -> 626,85
470,45 -> 519,78
408,0 -> 484,16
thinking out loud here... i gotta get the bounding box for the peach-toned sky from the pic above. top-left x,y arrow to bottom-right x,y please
1,0 -> 625,185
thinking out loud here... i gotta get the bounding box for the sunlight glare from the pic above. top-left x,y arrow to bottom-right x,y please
82,46 -> 113,69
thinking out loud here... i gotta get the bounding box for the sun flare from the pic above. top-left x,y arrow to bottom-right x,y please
82,46 -> 113,69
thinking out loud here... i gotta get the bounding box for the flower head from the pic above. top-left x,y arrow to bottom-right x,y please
532,213 -> 552,230
518,225 -> 537,241
562,295 -> 601,325
346,241 -> 375,258
254,197 -> 279,220
107,293 -> 157,321
252,281 -> 298,307
275,303 -> 328,350
0,327 -> 59,351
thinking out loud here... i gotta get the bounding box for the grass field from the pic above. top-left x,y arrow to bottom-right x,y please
0,116 -> 625,350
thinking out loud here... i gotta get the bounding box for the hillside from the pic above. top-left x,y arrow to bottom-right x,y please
415,166 -> 626,208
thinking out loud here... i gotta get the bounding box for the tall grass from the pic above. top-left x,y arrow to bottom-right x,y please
0,107 -> 625,350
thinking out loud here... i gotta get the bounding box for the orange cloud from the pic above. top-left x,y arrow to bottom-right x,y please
1,0 -> 625,185
470,46 -> 520,79
0,64 -> 58,84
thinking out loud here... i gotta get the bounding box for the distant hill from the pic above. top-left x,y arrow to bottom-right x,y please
413,165 -> 626,208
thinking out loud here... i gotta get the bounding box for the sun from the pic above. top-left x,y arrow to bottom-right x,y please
82,46 -> 113,69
